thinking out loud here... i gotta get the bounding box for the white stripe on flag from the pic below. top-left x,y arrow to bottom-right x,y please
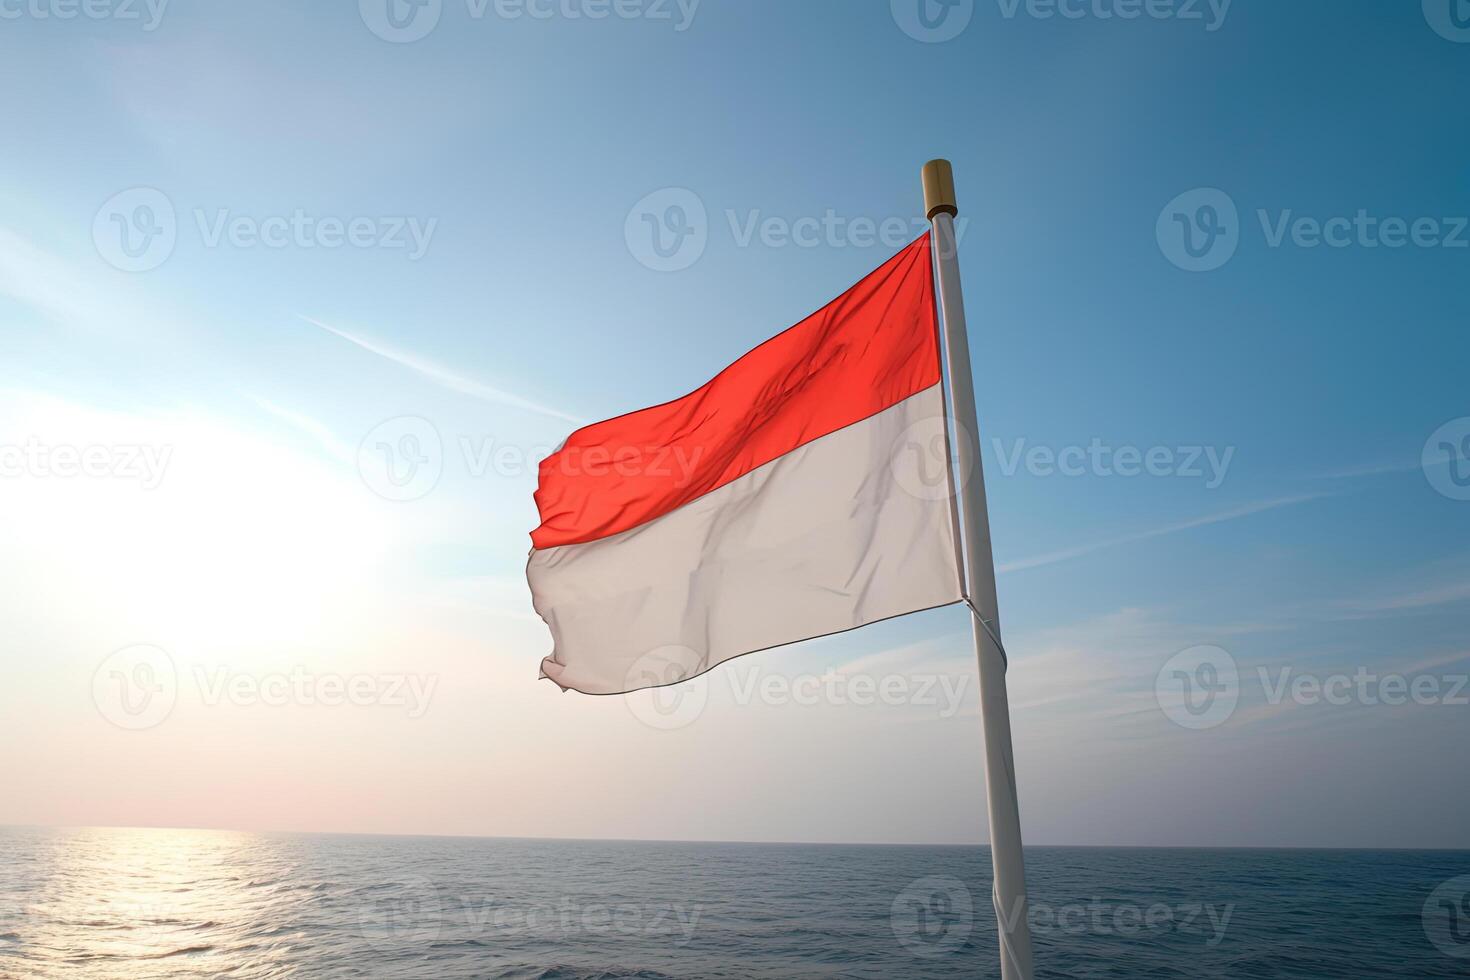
531,385 -> 962,695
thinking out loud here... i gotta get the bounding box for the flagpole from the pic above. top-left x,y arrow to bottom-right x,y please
923,159 -> 1035,980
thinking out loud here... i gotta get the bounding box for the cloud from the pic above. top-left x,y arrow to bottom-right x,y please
1000,607 -> 1242,739
831,637 -> 969,680
249,396 -> 354,464
1325,577 -> 1470,618
997,493 -> 1326,574
421,574 -> 543,624
299,314 -> 585,426
1310,458 -> 1420,480
0,227 -> 144,333
1307,449 -> 1451,482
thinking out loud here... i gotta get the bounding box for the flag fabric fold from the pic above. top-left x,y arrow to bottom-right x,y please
528,234 -> 962,695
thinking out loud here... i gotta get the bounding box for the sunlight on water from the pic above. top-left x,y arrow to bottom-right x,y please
8,827 -> 303,979
3,827 -> 1467,979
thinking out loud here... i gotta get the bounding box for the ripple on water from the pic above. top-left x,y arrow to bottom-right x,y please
2,829 -> 1468,979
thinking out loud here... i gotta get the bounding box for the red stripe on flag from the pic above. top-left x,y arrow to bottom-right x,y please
530,233 -> 940,550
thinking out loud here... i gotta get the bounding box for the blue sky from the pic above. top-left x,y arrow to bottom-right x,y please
1,0 -> 1468,847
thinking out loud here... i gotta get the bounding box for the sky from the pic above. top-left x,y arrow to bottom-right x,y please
1,0 -> 1467,848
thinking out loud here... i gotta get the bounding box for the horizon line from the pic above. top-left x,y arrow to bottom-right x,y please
5,823 -> 1466,853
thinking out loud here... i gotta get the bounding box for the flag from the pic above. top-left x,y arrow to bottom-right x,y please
527,234 -> 962,695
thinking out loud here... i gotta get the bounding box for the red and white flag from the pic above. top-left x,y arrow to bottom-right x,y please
528,235 -> 961,695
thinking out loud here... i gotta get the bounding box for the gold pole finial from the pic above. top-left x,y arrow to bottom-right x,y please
922,159 -> 958,219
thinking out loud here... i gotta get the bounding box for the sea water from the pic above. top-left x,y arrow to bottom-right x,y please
1,826 -> 1466,978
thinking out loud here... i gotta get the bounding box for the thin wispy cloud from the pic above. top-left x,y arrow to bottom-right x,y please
0,227 -> 144,333
299,314 -> 585,426
997,493 -> 1327,574
1307,446 -> 1455,482
250,396 -> 354,464
1311,458 -> 1421,480
832,638 -> 968,680
1329,578 -> 1470,617
423,574 -> 544,624
1224,647 -> 1470,734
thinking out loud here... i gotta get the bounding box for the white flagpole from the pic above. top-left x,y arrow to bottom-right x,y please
924,158 -> 1035,980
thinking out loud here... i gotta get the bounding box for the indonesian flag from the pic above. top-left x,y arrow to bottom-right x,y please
528,235 -> 962,695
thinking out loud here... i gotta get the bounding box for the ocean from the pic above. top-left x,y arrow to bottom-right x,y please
1,826 -> 1466,978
